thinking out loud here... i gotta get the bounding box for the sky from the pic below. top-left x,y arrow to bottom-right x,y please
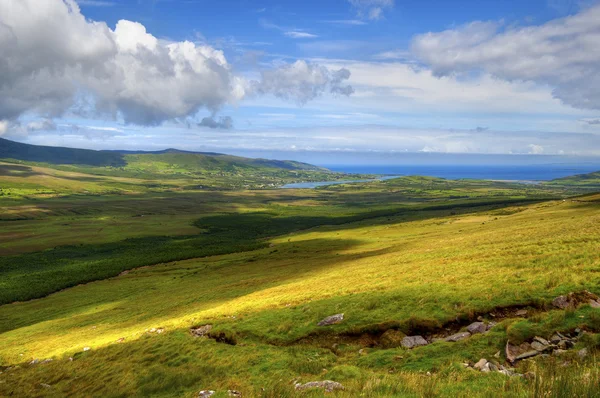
1,0 -> 600,164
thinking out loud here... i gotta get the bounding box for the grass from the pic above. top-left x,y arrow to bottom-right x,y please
1,156 -> 600,396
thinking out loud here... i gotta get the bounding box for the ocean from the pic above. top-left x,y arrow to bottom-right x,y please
323,163 -> 600,181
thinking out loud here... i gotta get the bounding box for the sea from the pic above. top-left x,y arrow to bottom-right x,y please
323,163 -> 600,181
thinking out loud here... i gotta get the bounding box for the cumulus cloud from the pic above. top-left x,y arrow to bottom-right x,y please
251,61 -> 354,104
348,0 -> 394,20
199,116 -> 233,129
411,4 -> 600,110
0,0 -> 351,127
0,119 -> 57,138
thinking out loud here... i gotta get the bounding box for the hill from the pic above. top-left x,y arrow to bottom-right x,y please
546,170 -> 600,188
0,137 -> 324,171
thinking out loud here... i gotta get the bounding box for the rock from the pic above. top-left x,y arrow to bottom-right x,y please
380,329 -> 407,348
515,309 -> 528,317
467,322 -> 488,334
589,299 -> 600,308
228,390 -> 242,397
515,351 -> 540,361
493,351 -> 501,358
191,325 -> 213,337
578,348 -> 588,359
488,363 -> 499,372
83,347 -> 90,352
41,359 -> 53,364
40,383 -> 52,389
552,295 -> 571,309
29,359 -> 39,365
473,358 -> 488,371
531,341 -> 548,352
317,314 -> 344,326
506,341 -> 536,363
550,334 -> 562,344
533,336 -> 549,346
294,380 -> 344,392
198,391 -> 215,397
401,336 -> 428,349
553,349 -> 568,356
445,332 -> 471,342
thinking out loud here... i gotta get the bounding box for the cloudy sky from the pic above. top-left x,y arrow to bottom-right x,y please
1,0 -> 600,162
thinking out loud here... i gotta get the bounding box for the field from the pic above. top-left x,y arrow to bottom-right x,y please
1,149 -> 600,397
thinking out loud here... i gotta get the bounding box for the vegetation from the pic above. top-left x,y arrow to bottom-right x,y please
1,140 -> 600,396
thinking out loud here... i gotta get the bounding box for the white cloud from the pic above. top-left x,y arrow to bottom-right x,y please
76,0 -> 115,6
412,4 -> 600,110
251,61 -> 354,104
322,20 -> 367,26
348,0 -> 395,20
284,31 -> 319,39
0,120 -> 8,136
0,0 -> 349,126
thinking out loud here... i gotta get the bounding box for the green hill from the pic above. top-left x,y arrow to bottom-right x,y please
0,137 -> 324,172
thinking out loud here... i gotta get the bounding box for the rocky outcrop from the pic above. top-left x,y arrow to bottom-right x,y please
295,380 -> 345,392
506,330 -> 582,363
467,358 -> 522,377
445,332 -> 471,342
552,291 -> 600,309
317,314 -> 344,326
401,336 -> 428,349
191,325 -> 213,337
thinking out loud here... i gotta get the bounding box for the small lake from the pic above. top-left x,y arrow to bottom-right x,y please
281,176 -> 400,189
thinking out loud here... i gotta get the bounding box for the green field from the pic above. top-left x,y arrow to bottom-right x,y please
1,142 -> 600,397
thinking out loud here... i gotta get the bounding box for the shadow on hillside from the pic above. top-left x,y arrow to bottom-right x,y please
0,164 -> 40,177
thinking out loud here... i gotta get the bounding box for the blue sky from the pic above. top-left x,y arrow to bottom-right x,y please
1,0 -> 600,162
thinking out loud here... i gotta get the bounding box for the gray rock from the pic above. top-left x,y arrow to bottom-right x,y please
401,336 -> 428,349
228,390 -> 242,397
515,350 -> 540,361
552,295 -> 571,309
317,314 -> 344,326
589,299 -> 600,308
198,391 -> 215,398
578,348 -> 588,359
553,349 -> 568,356
473,358 -> 488,370
191,325 -> 213,337
515,309 -> 528,317
295,381 -> 345,392
531,341 -> 547,352
533,336 -> 549,346
445,332 -> 471,342
466,322 -> 487,334
550,334 -> 562,344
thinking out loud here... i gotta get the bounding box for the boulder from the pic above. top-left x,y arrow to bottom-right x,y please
552,295 -> 571,309
401,336 -> 428,349
294,381 -> 344,392
466,322 -> 487,334
191,325 -> 213,337
506,341 -> 534,363
515,351 -> 540,361
380,329 -> 406,348
317,314 -> 344,326
473,358 -> 488,371
531,341 -> 547,352
445,332 -> 471,342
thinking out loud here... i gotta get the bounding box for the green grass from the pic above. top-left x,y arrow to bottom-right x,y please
1,155 -> 600,396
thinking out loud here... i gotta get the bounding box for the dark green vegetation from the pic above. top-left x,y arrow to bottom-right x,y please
1,141 -> 600,397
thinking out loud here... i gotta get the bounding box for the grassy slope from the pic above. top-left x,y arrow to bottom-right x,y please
1,183 -> 599,395
0,177 -> 562,304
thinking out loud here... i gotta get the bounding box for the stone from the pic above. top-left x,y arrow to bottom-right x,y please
228,390 -> 242,397
473,358 -> 488,371
550,334 -> 562,345
589,299 -> 600,308
191,325 -> 213,337
445,332 -> 471,342
553,349 -> 568,356
506,341 -> 535,363
400,336 -> 428,349
552,295 -> 572,309
294,381 -> 345,392
533,336 -> 549,346
317,314 -> 344,326
578,348 -> 588,359
83,347 -> 90,352
198,391 -> 215,398
488,363 -> 499,372
380,329 -> 407,348
515,309 -> 528,317
466,322 -> 487,334
515,351 -> 540,361
531,341 -> 547,352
